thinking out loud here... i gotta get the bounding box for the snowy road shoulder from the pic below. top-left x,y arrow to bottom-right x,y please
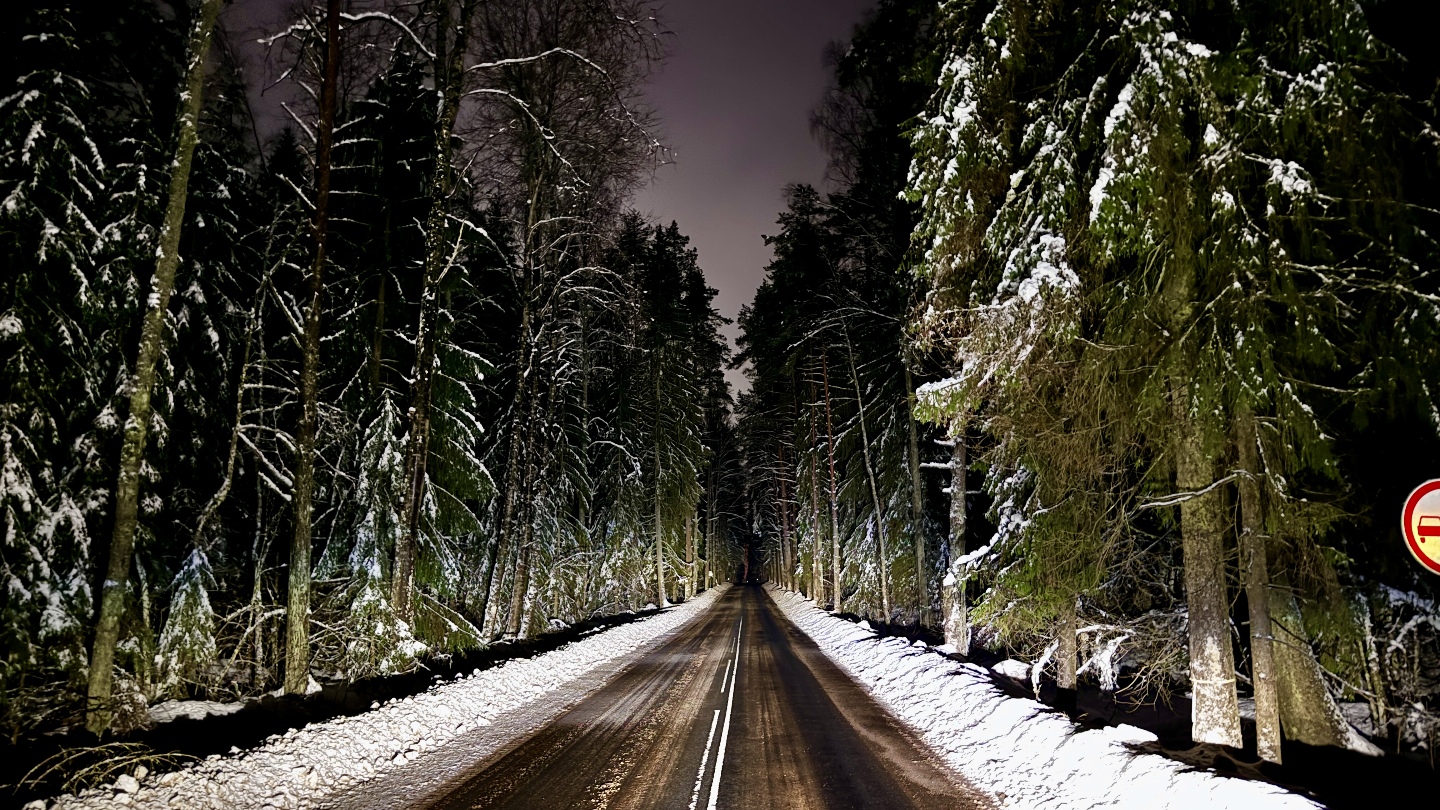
766,586 -> 1318,810
40,587 -> 728,810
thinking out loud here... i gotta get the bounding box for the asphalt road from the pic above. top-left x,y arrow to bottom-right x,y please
422,585 -> 992,810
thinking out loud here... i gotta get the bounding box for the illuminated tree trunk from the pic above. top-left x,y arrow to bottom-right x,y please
1237,405 -> 1281,763
284,0 -> 344,697
845,329 -> 889,619
778,443 -> 792,590
85,0 -> 226,734
906,368 -> 926,624
823,354 -> 841,610
809,383 -> 825,606
394,0 -> 476,623
941,429 -> 970,654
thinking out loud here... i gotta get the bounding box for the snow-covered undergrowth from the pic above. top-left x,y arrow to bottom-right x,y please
39,587 -> 726,810
767,586 -> 1318,810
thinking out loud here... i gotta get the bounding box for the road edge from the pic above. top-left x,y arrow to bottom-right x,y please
42,586 -> 730,810
764,585 -> 1319,810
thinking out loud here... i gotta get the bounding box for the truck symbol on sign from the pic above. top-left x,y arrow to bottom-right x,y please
1421,516 -> 1440,542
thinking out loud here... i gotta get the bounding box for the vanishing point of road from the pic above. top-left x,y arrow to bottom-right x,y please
419,585 -> 992,810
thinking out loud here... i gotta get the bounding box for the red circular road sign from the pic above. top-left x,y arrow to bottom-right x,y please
1402,480 -> 1440,575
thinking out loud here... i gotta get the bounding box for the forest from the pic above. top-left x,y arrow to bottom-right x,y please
2,0 -> 741,744
2,0 -> 1439,784
739,0 -> 1440,764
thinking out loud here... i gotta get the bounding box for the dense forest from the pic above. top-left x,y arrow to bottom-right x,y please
1,0 -> 742,741
740,0 -> 1440,764
2,0 -> 1439,778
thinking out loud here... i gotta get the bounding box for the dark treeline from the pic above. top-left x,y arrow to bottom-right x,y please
1,0 -> 741,740
738,0 -> 1440,762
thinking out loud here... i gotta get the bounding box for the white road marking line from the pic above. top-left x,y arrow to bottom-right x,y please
706,617 -> 742,810
687,709 -> 722,810
720,658 -> 733,694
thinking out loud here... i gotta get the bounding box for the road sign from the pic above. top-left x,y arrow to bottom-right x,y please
1402,480 -> 1440,575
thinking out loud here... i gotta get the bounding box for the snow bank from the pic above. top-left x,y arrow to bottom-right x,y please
767,586 -> 1318,810
40,587 -> 727,810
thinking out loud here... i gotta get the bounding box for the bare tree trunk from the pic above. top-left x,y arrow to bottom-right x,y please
705,468 -> 716,590
809,385 -> 823,606
906,368 -> 926,625
685,511 -> 695,599
283,0 -> 343,698
823,354 -> 842,611
1161,233 -> 1242,746
778,443 -> 791,591
394,0 -> 476,623
1236,405 -> 1281,763
478,314 -> 531,632
1057,597 -> 1078,691
508,529 -> 533,637
844,329 -> 889,620
506,369 -> 549,637
1172,373 -> 1243,747
655,363 -> 668,606
85,0 -> 226,735
1271,580 -> 1370,751
941,429 -> 970,654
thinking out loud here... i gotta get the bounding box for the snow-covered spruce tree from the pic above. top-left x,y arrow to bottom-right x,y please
907,0 -> 1106,688
1080,0 -> 1432,754
903,0 -> 1438,755
0,11 -> 125,723
155,549 -> 217,696
320,397 -> 425,678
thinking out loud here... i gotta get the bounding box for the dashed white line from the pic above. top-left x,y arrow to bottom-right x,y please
687,709 -> 722,810
706,617 -> 742,810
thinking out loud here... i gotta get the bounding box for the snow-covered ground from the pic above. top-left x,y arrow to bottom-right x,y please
36,587 -> 727,810
767,586 -> 1319,810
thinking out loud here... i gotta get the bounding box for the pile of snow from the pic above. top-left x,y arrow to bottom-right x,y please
39,588 -> 726,810
767,587 -> 1317,810
146,700 -> 246,725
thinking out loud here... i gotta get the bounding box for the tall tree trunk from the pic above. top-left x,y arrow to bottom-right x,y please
1057,597 -> 1078,691
778,443 -> 791,591
1171,373 -> 1242,746
942,429 -> 970,654
507,525 -> 533,637
1236,404 -> 1281,763
394,0 -> 476,623
1271,580 -> 1373,752
823,354 -> 841,611
685,511 -> 695,599
809,385 -> 823,606
906,368 -> 926,625
283,0 -> 343,698
705,467 -> 716,590
505,371 -> 548,637
85,0 -> 226,735
844,329 -> 889,619
478,312 -> 531,633
1162,233 -> 1242,746
655,362 -> 668,606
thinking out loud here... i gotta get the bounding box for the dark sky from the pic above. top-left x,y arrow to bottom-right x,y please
224,0 -> 878,393
632,0 -> 876,392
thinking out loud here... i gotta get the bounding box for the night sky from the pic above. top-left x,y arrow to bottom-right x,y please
631,0 -> 875,391
223,0 -> 878,393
